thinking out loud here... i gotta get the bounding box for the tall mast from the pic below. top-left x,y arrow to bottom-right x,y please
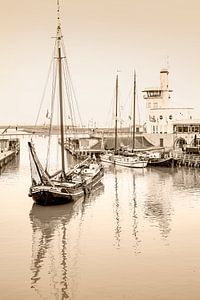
114,74 -> 118,154
57,1 -> 65,175
132,70 -> 136,152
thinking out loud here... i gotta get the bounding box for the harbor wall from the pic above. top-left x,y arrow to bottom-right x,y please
0,150 -> 19,169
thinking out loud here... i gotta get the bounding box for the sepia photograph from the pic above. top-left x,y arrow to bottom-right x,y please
0,1 -> 200,299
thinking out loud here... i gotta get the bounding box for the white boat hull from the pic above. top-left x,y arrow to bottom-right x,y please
101,155 -> 148,168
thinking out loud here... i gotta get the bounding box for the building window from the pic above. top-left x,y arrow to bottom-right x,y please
173,125 -> 176,133
153,102 -> 158,108
147,102 -> 151,108
177,126 -> 183,133
160,138 -> 164,147
169,115 -> 173,120
159,115 -> 163,120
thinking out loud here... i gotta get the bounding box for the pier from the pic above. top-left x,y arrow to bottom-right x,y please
0,150 -> 18,169
64,137 -> 104,158
174,153 -> 200,168
0,137 -> 20,171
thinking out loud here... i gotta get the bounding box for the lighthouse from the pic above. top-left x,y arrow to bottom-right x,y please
142,69 -> 193,136
143,68 -> 172,111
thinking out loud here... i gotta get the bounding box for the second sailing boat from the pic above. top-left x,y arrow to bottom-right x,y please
101,72 -> 148,168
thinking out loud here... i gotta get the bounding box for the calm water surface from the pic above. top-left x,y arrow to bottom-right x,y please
0,137 -> 200,300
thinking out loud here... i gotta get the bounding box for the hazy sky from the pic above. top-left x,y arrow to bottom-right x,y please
0,0 -> 200,127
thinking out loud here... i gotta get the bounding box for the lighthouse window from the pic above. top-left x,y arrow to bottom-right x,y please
159,115 -> 163,120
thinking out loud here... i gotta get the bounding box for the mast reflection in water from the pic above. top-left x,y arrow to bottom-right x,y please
29,183 -> 104,299
111,166 -> 144,252
2,137 -> 200,300
144,168 -> 173,239
129,173 -> 141,253
113,169 -> 121,249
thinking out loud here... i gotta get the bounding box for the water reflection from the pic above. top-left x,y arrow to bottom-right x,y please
144,168 -> 172,239
30,202 -> 74,299
173,167 -> 200,191
29,183 -> 104,300
129,174 -> 141,253
112,168 -> 143,252
113,169 -> 121,249
0,154 -> 20,176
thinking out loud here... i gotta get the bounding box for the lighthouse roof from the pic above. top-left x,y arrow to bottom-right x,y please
142,87 -> 161,92
160,68 -> 169,73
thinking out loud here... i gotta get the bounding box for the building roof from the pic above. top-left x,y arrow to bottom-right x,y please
173,119 -> 200,125
142,87 -> 161,92
149,107 -> 193,111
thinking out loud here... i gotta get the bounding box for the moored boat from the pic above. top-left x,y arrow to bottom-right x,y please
147,156 -> 174,167
28,1 -> 104,206
101,152 -> 148,168
100,71 -> 148,168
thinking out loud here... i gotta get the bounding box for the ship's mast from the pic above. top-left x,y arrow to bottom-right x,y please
114,74 -> 118,154
132,70 -> 136,151
57,0 -> 65,176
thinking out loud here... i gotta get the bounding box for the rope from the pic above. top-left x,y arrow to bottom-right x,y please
45,57 -> 58,171
61,40 -> 83,127
33,43 -> 56,130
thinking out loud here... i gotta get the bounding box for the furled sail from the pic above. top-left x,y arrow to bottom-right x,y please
28,142 -> 54,187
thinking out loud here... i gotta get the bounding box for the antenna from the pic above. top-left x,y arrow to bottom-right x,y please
57,0 -> 61,27
166,55 -> 170,70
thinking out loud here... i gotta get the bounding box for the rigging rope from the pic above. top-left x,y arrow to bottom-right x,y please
33,43 -> 56,130
45,57 -> 58,172
61,39 -> 83,127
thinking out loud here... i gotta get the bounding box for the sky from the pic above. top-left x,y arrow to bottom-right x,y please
0,0 -> 200,127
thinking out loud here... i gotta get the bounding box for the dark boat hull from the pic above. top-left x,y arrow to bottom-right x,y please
148,157 -> 174,167
29,167 -> 104,206
30,189 -> 75,206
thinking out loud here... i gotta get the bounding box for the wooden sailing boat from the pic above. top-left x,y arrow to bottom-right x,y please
101,72 -> 148,168
122,70 -> 148,165
28,1 -> 104,205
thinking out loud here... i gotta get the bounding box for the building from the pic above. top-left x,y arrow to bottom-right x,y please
0,138 -> 9,152
142,69 -> 197,149
143,69 -> 193,135
173,120 -> 200,149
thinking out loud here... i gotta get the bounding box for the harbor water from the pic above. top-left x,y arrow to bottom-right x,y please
1,136 -> 200,300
